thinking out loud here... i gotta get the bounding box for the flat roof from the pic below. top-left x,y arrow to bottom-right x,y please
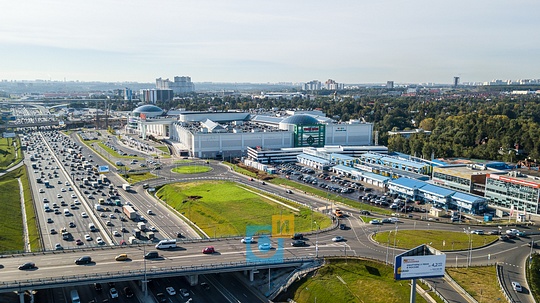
452,192 -> 486,203
433,165 -> 489,178
297,153 -> 330,164
389,178 -> 427,190
419,184 -> 455,197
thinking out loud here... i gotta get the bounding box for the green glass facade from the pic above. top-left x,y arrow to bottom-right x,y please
293,124 -> 325,147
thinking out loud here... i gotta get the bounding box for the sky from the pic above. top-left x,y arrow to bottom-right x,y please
0,0 -> 539,84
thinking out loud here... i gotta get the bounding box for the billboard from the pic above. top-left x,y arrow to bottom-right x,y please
395,255 -> 446,280
394,244 -> 446,280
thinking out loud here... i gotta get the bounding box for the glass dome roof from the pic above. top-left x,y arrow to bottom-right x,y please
280,114 -> 319,125
133,104 -> 164,114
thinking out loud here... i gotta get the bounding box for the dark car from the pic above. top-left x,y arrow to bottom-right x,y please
94,283 -> 103,291
200,282 -> 210,290
124,287 -> 134,298
18,262 -> 36,270
291,233 -> 304,240
339,223 -> 347,230
291,240 -> 306,247
144,251 -> 159,259
75,256 -> 92,265
156,293 -> 166,302
360,210 -> 371,215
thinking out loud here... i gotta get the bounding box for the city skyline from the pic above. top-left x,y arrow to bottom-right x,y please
1,0 -> 539,84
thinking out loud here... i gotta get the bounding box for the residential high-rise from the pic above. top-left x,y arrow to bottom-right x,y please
386,81 -> 394,89
156,76 -> 195,94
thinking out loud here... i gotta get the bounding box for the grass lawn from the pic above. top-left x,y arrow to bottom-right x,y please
373,230 -> 498,251
0,137 -> 21,170
281,258 -> 428,303
446,266 -> 502,303
223,162 -> 258,178
172,165 -> 212,174
123,172 -> 157,183
156,181 -> 332,237
156,146 -> 170,154
19,167 -> 41,251
0,166 -> 28,252
174,159 -> 193,164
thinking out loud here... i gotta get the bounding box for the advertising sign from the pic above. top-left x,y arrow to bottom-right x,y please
394,254 -> 446,280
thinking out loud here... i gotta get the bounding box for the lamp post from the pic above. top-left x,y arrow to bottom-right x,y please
530,239 -> 535,269
392,222 -> 398,261
464,227 -> 472,267
313,221 -> 320,258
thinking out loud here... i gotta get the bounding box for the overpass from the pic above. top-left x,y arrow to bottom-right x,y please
0,120 -> 84,130
0,237 -> 327,295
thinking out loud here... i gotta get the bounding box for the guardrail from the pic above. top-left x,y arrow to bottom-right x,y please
0,257 -> 316,293
443,272 -> 478,303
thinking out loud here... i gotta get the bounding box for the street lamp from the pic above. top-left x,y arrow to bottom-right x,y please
313,221 -> 320,258
463,227 -> 472,267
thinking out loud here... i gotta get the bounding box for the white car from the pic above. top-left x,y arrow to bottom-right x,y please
84,234 -> 92,241
96,237 -> 105,245
241,236 -> 254,244
110,287 -> 118,298
332,236 -> 344,242
113,230 -> 120,237
166,286 -> 176,295
369,219 -> 381,225
57,194 -> 62,198
512,281 -> 522,292
61,188 -> 66,192
71,194 -> 77,198
179,288 -> 190,297
81,212 -> 88,218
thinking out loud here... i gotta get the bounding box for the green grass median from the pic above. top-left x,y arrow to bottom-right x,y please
172,165 -> 212,174
156,180 -> 332,237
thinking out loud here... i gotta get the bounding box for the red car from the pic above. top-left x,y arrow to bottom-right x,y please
202,246 -> 215,254
75,239 -> 84,246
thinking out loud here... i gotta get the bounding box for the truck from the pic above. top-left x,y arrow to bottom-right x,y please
122,184 -> 131,191
123,205 -> 137,220
137,222 -> 147,231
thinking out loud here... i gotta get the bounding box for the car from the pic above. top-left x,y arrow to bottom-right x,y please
144,251 -> 159,259
113,230 -> 120,237
489,230 -> 500,235
258,242 -> 272,250
370,219 -> 381,225
85,234 -> 92,241
202,246 -> 215,254
54,243 -> 63,250
241,236 -> 254,244
47,218 -> 54,223
200,282 -> 210,290
360,210 -> 371,215
106,221 -> 113,226
81,212 -> 88,218
291,240 -> 306,247
147,210 -> 154,215
61,188 -> 66,192
115,254 -> 129,261
109,214 -> 116,219
75,239 -> 84,245
50,228 -> 57,234
57,194 -> 62,198
156,293 -> 166,303
332,236 -> 344,242
94,283 -> 103,291
500,235 -> 509,241
339,223 -> 347,230
286,189 -> 293,194
75,256 -> 92,265
39,188 -> 45,193
69,222 -> 76,228
109,288 -> 118,299
166,286 -> 176,296
18,262 -> 36,270
71,194 -> 77,198
124,286 -> 134,298
177,288 -> 189,297
96,237 -> 105,245
512,281 -> 522,292
472,230 -> 484,235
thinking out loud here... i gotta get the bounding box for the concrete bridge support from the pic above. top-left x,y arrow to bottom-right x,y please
249,269 -> 259,282
187,274 -> 199,286
17,291 -> 24,303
